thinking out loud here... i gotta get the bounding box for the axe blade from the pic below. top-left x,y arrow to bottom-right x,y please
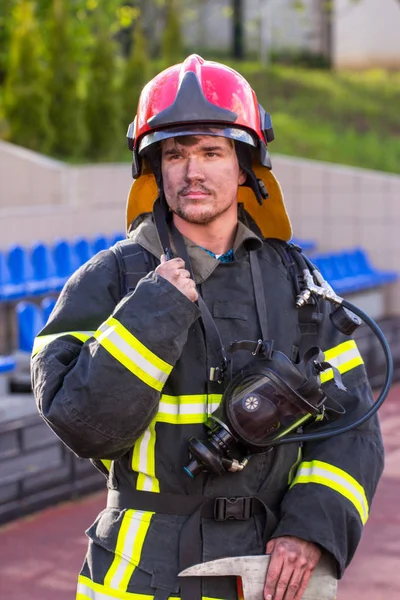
179,554 -> 337,600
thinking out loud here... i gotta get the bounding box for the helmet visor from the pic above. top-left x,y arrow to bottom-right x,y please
138,125 -> 258,155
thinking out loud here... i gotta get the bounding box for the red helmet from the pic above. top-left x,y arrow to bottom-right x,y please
127,54 -> 274,177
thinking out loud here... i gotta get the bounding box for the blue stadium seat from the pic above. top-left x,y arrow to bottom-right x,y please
108,232 -> 125,247
41,296 -> 57,323
92,235 -> 108,255
0,251 -> 12,301
28,242 -> 55,295
0,245 -> 32,300
312,248 -> 398,294
52,239 -> 78,289
0,355 -> 16,374
313,254 -> 340,283
73,238 -> 92,267
346,249 -> 397,285
16,302 -> 45,353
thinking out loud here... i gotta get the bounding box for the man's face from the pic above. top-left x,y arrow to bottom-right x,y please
161,134 -> 246,225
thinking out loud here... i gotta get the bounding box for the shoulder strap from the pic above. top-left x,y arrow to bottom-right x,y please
110,240 -> 157,298
265,238 -> 301,295
265,238 -> 323,360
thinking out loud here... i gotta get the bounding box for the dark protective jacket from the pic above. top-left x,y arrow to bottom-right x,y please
32,215 -> 384,600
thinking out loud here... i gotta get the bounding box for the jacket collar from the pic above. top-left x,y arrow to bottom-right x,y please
129,214 -> 262,285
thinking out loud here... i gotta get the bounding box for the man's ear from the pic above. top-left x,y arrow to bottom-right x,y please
238,168 -> 247,186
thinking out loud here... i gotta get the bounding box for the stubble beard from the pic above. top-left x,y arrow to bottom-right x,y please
172,195 -> 233,225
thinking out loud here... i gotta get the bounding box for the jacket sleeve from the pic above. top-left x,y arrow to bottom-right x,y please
31,249 -> 200,460
271,301 -> 385,577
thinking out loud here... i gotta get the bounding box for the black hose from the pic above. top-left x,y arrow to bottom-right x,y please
269,280 -> 393,445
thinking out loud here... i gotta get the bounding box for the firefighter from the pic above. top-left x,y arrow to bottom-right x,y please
32,55 -> 384,600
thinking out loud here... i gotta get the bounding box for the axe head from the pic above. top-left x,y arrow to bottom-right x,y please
179,554 -> 337,600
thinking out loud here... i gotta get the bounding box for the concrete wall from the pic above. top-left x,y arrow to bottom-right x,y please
0,141 -> 129,244
0,139 -> 399,314
333,0 -> 400,69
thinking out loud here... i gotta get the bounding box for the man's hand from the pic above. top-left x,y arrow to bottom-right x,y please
155,255 -> 198,302
264,536 -> 322,600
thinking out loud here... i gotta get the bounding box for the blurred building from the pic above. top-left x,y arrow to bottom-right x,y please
182,0 -> 329,61
180,0 -> 400,69
333,0 -> 400,69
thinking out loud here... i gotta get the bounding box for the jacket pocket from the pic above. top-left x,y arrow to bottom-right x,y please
213,301 -> 248,320
85,508 -> 182,594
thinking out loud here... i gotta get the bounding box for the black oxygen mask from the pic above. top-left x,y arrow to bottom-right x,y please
184,344 -> 341,478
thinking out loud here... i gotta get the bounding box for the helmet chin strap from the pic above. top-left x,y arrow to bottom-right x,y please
234,141 -> 269,206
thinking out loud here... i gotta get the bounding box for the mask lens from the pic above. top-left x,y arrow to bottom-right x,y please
226,373 -> 306,446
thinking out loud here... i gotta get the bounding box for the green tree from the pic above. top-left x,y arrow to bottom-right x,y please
47,0 -> 87,159
85,13 -> 121,161
122,18 -> 151,130
4,1 -> 54,153
162,0 -> 183,65
0,0 -> 18,83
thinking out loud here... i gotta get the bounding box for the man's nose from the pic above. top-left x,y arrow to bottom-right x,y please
184,157 -> 205,181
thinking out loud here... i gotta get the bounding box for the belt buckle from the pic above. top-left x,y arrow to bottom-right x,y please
214,496 -> 253,521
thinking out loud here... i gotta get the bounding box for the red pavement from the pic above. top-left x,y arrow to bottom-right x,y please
0,386 -> 399,600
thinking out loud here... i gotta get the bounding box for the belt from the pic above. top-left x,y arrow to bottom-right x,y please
107,488 -> 273,521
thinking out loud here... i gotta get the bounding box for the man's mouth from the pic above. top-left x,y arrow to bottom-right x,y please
180,189 -> 211,198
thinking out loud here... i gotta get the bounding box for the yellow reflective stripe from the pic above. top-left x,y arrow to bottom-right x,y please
104,510 -> 153,591
99,317 -> 171,375
320,340 -> 363,383
288,446 -> 303,486
273,413 -> 313,440
77,574 -> 223,599
132,421 -> 159,493
130,396 -> 223,484
156,394 -> 222,424
32,331 -> 94,357
94,317 -> 172,392
324,340 -> 356,360
207,393 -> 223,416
290,460 -> 369,524
101,459 -> 112,472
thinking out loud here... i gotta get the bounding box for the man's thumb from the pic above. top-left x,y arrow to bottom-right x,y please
266,539 -> 276,555
160,254 -> 167,263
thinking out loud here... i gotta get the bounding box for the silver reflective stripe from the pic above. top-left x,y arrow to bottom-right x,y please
103,510 -> 153,591
137,429 -> 152,476
94,318 -> 172,391
320,340 -> 363,383
132,421 -> 159,493
327,346 -> 361,368
158,401 -> 205,415
96,322 -> 169,385
155,394 -> 222,424
291,460 -> 369,524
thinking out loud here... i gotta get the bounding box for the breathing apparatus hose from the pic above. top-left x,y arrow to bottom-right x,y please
269,250 -> 393,446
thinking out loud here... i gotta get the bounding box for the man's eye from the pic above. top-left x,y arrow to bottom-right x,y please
206,152 -> 218,157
